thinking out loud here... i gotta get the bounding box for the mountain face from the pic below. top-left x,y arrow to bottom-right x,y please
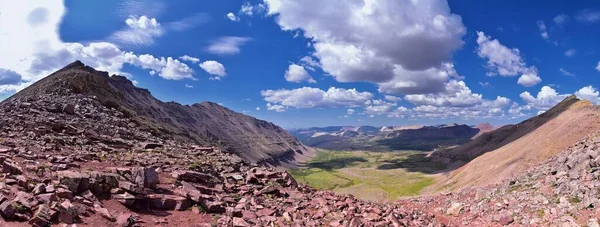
430,96 -> 600,191
5,61 -> 313,164
289,124 -> 480,151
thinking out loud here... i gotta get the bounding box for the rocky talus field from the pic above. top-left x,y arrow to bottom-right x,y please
1,61 -> 600,226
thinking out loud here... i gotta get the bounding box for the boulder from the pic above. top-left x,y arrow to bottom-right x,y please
2,160 -> 23,175
147,194 -> 192,211
57,200 -> 78,224
57,171 -> 90,194
446,202 -> 463,216
28,205 -> 54,227
132,167 -> 159,188
172,170 -> 219,185
88,171 -> 119,198
0,200 -> 16,218
94,204 -> 116,221
62,104 -> 76,114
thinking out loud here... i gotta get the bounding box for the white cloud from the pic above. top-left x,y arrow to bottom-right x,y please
207,36 -> 252,55
185,84 -> 193,88
554,14 -> 570,26
575,9 -> 600,23
266,103 -> 286,112
476,31 -> 529,76
364,100 -> 397,115
199,60 -> 227,77
384,95 -> 401,102
240,2 -> 255,16
0,1 -> 198,94
536,20 -> 549,40
110,15 -> 164,46
261,87 -> 373,109
596,62 -> 600,72
575,86 -> 600,105
520,86 -> 570,111
284,64 -> 315,83
346,109 -> 355,115
388,96 -> 512,120
227,12 -> 239,22
559,68 -> 575,77
517,73 -> 542,87
240,2 -> 267,16
179,55 -> 200,63
299,56 -> 320,71
256,107 -> 261,111
404,80 -> 483,107
377,63 -> 460,95
0,69 -> 23,85
476,31 -> 541,86
264,0 -> 466,95
565,49 -> 577,57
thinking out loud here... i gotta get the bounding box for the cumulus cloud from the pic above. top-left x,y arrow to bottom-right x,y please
284,64 -> 315,83
517,73 -> 542,87
185,84 -> 193,88
266,103 -> 286,112
199,60 -> 227,79
240,2 -> 267,16
179,55 -> 200,63
346,109 -> 355,115
575,86 -> 600,104
565,49 -> 577,57
264,0 -> 466,95
0,69 -> 23,85
364,99 -> 397,116
0,1 -> 200,94
256,107 -> 261,111
227,12 -> 239,22
388,96 -> 511,119
596,62 -> 600,72
404,80 -> 483,107
559,68 -> 575,77
377,63 -> 459,95
299,56 -> 320,71
520,86 -> 570,111
207,36 -> 252,55
384,95 -> 401,102
476,31 -> 541,86
110,15 -> 164,46
261,87 -> 373,109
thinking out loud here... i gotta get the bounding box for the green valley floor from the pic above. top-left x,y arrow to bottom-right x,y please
289,150 -> 447,202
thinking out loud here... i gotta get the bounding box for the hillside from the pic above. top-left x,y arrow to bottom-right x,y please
290,124 -> 480,151
430,96 -> 600,191
5,61 -> 314,164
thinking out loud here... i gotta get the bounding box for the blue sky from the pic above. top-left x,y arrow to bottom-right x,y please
1,0 -> 600,128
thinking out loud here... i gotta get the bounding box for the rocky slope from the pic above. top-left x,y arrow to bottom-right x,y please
431,96 -> 600,191
6,61 -> 313,164
0,76 -> 434,226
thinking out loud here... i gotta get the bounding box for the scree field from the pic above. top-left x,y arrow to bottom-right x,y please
289,150 -> 447,202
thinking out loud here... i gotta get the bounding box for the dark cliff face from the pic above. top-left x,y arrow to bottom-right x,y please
4,61 -> 312,163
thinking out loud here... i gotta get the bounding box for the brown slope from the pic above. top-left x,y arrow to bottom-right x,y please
430,96 -> 600,191
5,60 -> 314,164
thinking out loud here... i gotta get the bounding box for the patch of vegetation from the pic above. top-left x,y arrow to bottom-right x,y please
289,150 -> 446,201
570,197 -> 581,204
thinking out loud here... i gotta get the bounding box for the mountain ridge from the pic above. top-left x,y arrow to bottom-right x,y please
5,60 -> 314,164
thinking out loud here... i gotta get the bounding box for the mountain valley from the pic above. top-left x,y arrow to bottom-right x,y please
0,62 -> 600,226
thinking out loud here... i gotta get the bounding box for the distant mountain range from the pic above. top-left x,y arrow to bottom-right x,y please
289,123 -> 496,151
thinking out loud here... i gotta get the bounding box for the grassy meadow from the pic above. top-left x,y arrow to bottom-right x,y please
289,150 -> 447,202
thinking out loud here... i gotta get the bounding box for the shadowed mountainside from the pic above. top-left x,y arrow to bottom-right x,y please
6,61 -> 314,164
